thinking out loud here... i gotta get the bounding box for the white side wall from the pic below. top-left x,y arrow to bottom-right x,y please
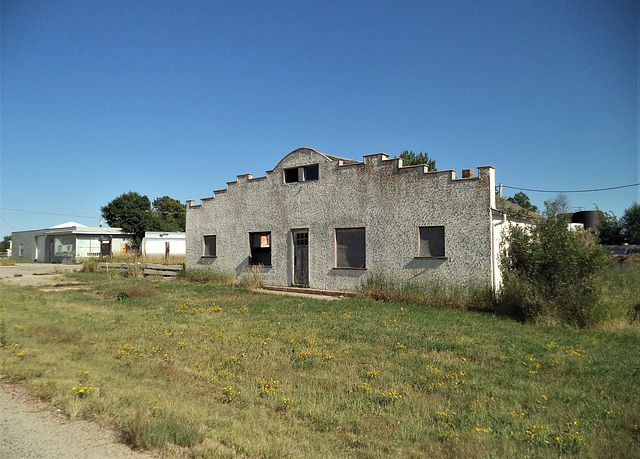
142,237 -> 186,256
491,214 -> 535,289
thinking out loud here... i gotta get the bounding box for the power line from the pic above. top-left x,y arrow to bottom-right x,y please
0,207 -> 100,220
500,182 -> 640,194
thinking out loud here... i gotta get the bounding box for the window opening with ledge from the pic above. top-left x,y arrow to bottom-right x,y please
203,235 -> 216,257
335,227 -> 366,268
418,226 -> 445,258
250,232 -> 271,266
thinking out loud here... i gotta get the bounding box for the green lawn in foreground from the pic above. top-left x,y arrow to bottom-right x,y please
1,273 -> 638,458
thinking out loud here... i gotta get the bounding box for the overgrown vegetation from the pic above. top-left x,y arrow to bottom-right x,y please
498,200 -> 611,328
176,269 -> 235,285
1,273 -> 638,457
597,202 -> 640,244
357,272 -> 493,312
104,252 -> 185,265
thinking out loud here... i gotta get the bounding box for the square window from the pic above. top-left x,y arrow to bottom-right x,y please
335,228 -> 365,268
284,168 -> 299,183
419,226 -> 445,258
250,232 -> 271,266
203,235 -> 216,257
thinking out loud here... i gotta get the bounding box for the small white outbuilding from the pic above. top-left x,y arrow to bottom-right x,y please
140,232 -> 186,258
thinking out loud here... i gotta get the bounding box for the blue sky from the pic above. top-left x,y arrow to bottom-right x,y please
1,0 -> 638,236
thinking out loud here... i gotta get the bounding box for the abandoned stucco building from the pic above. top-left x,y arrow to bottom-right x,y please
186,148 -> 518,292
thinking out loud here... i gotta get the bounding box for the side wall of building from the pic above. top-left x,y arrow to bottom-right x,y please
186,149 -> 496,291
142,237 -> 186,257
11,230 -> 42,262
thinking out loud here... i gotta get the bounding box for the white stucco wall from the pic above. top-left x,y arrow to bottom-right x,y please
491,213 -> 536,290
141,232 -> 186,256
186,148 -> 496,292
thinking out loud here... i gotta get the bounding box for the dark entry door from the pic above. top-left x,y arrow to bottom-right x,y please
293,231 -> 309,286
100,237 -> 112,257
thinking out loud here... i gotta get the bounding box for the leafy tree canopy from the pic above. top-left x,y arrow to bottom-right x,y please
506,192 -> 539,213
153,196 -> 186,232
621,202 -> 640,244
0,235 -> 11,252
596,202 -> 640,245
101,192 -> 186,250
399,150 -> 437,171
597,210 -> 624,245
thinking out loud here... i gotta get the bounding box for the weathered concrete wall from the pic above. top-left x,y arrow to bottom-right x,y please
186,148 -> 496,291
11,229 -> 42,262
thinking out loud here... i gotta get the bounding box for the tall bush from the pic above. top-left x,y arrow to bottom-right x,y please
499,201 -> 610,327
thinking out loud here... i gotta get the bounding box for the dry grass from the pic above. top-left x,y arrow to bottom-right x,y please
1,272 -> 638,457
105,253 -> 185,266
125,285 -> 157,298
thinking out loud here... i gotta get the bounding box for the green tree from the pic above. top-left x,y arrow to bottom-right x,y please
0,235 -> 11,252
399,150 -> 437,171
597,210 -> 624,245
152,196 -> 186,232
506,192 -> 538,213
101,191 -> 161,250
499,199 -> 610,328
621,202 -> 640,244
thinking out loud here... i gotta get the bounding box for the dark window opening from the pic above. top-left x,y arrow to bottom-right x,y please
284,164 -> 319,183
419,226 -> 445,258
335,228 -> 365,268
203,235 -> 216,257
250,232 -> 271,266
284,168 -> 299,183
303,165 -> 319,181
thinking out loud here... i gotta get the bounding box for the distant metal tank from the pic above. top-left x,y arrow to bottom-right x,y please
571,211 -> 601,231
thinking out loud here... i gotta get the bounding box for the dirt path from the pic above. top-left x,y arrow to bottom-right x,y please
0,264 -> 158,458
0,263 -> 80,288
0,383 -> 159,459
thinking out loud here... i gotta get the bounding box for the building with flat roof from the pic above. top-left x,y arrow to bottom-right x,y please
12,222 -> 132,263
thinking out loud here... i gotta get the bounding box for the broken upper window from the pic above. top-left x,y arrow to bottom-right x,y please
419,226 -> 445,258
335,228 -> 366,269
283,164 -> 319,183
203,235 -> 216,257
303,164 -> 319,181
249,232 -> 271,266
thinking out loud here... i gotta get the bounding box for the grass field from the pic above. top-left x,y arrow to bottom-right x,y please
1,272 -> 638,458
